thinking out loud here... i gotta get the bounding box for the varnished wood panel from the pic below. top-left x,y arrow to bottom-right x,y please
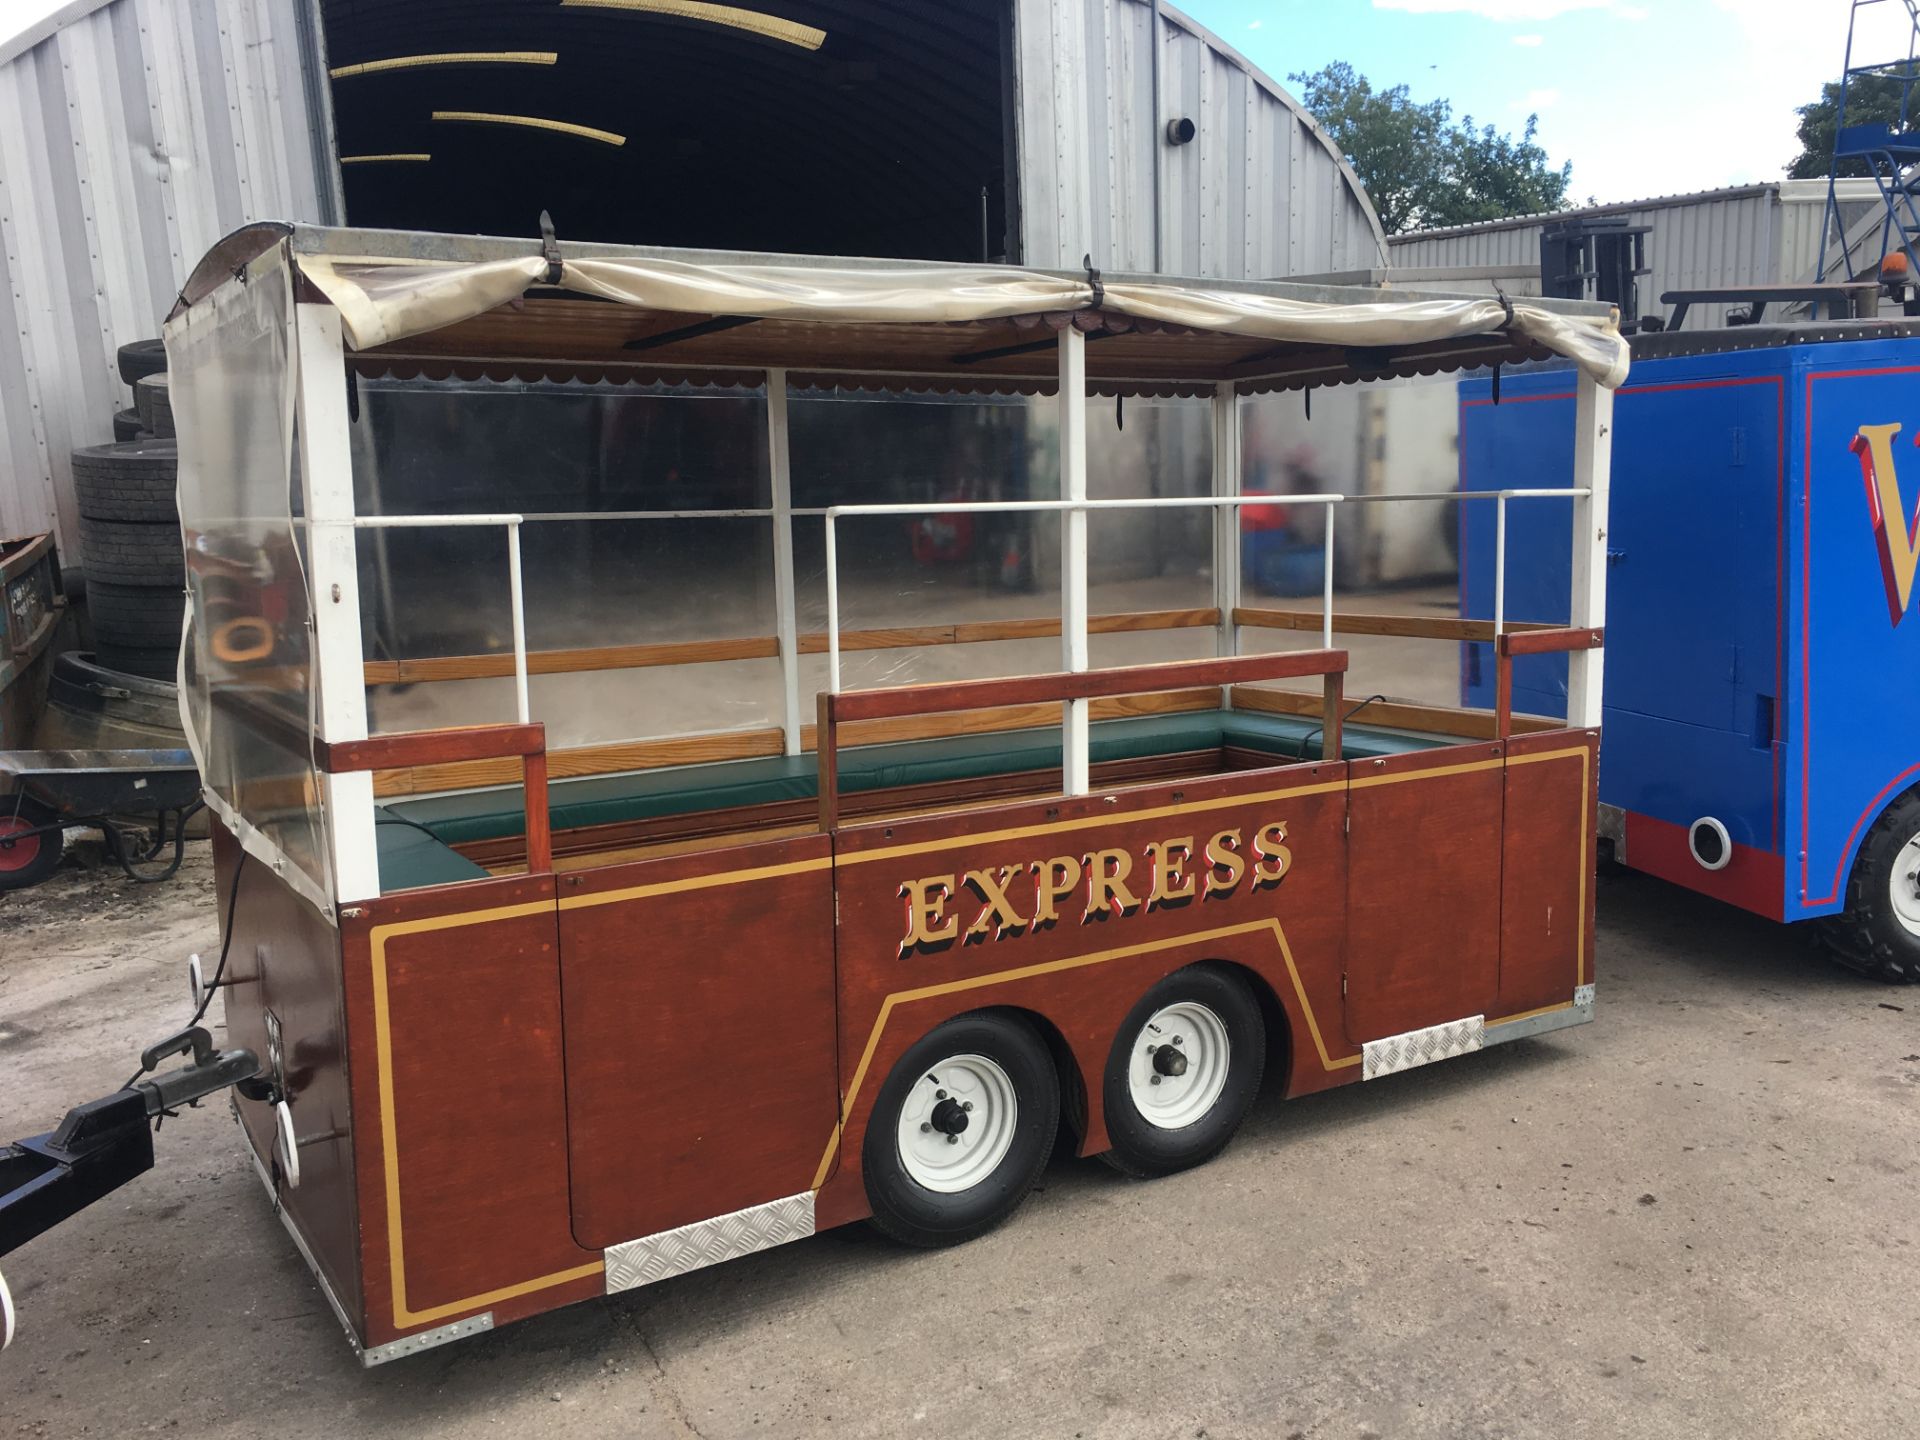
340,876 -> 602,1344
555,835 -> 839,1246
1499,729 -> 1599,1016
1343,742 -> 1506,1042
816,759 -> 1355,1229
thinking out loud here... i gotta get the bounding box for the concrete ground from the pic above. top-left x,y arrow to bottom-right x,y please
4,847 -> 1916,1439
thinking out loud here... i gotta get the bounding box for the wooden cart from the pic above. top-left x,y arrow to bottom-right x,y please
0,222 -> 1624,1364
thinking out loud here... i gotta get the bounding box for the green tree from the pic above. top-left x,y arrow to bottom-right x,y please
1290,62 -> 1573,234
1788,68 -> 1920,180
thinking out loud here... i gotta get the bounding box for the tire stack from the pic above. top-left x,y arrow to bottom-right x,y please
73,340 -> 184,679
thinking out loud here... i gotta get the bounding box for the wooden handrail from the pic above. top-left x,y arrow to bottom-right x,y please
321,722 -> 553,876
815,649 -> 1348,830
1233,606 -> 1555,643
362,608 -> 1221,686
1493,626 -> 1604,738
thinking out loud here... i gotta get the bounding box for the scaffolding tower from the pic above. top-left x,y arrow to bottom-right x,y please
1818,0 -> 1920,282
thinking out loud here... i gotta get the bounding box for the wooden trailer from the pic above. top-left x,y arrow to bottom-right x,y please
1,222 -> 1626,1364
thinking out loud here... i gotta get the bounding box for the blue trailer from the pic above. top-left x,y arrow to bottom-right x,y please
1460,323 -> 1920,980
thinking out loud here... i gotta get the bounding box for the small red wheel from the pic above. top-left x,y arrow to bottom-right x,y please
0,801 -> 63,891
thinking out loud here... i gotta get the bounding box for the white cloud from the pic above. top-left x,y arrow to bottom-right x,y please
1371,0 -> 1642,19
1248,18 -> 1263,27
1520,87 -> 1561,109
1511,33 -> 1545,46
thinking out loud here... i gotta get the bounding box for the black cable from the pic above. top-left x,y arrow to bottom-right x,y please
1297,694 -> 1387,761
121,848 -> 247,1090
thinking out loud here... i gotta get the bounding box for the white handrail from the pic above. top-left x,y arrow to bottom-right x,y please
326,513 -> 531,724
819,488 -> 1587,696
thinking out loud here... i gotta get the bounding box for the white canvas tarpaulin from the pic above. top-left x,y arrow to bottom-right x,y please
297,253 -> 1630,388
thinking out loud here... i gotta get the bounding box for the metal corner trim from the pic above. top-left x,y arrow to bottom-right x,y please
361,1313 -> 494,1367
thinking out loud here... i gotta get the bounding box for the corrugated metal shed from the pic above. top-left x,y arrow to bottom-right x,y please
0,0 -> 335,552
1015,0 -> 1386,277
1386,181 -> 1885,328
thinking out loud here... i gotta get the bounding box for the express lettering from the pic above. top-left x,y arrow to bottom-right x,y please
897,821 -> 1292,956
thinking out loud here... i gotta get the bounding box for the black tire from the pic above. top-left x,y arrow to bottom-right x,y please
112,408 -> 143,442
145,375 -> 174,438
0,796 -> 64,892
1824,790 -> 1920,983
93,639 -> 179,681
117,338 -> 166,387
79,515 -> 183,586
70,440 -> 178,522
1099,964 -> 1266,1179
862,1011 -> 1059,1248
133,373 -> 171,433
88,579 -> 185,647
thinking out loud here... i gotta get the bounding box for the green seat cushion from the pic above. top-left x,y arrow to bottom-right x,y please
375,811 -> 492,892
384,708 -> 1451,858
1220,709 -> 1451,762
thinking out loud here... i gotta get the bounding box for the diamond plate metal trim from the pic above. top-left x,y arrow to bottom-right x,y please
1574,984 -> 1596,1008
604,1191 -> 815,1295
1362,1015 -> 1485,1081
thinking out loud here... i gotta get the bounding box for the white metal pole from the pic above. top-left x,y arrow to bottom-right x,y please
1059,325 -> 1090,796
1494,494 -> 1508,639
825,514 -> 842,695
1211,381 -> 1241,696
293,302 -> 380,908
506,521 -> 530,725
766,368 -> 803,753
1566,374 -> 1614,728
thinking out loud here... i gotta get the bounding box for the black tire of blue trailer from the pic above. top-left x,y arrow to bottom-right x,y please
861,1011 -> 1060,1248
78,516 -> 184,588
70,440 -> 178,523
1098,964 -> 1266,1179
116,338 -> 166,387
1824,791 -> 1920,984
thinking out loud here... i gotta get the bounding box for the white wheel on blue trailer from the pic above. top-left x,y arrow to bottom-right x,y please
1,1263 -> 14,1350
1828,791 -> 1920,984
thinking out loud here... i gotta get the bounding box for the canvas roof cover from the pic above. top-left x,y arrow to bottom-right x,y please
179,224 -> 1630,392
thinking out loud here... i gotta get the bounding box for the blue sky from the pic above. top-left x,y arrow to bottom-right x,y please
1179,0 -> 1902,208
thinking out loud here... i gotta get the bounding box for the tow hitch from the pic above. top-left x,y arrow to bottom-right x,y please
0,1025 -> 260,1351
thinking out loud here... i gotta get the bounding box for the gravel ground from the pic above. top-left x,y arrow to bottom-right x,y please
2,842 -> 1917,1439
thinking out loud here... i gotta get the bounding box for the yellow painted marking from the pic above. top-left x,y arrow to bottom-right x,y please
557,854 -> 831,912
808,917 -> 1356,1191
837,777 -> 1349,868
368,902 -> 606,1328
339,154 -> 431,165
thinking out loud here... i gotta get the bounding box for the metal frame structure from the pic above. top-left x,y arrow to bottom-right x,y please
260,314 -> 1612,893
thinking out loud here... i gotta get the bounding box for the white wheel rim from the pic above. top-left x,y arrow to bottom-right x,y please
1126,1001 -> 1231,1130
0,1265 -> 14,1351
1890,834 -> 1920,937
895,1053 -> 1019,1193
